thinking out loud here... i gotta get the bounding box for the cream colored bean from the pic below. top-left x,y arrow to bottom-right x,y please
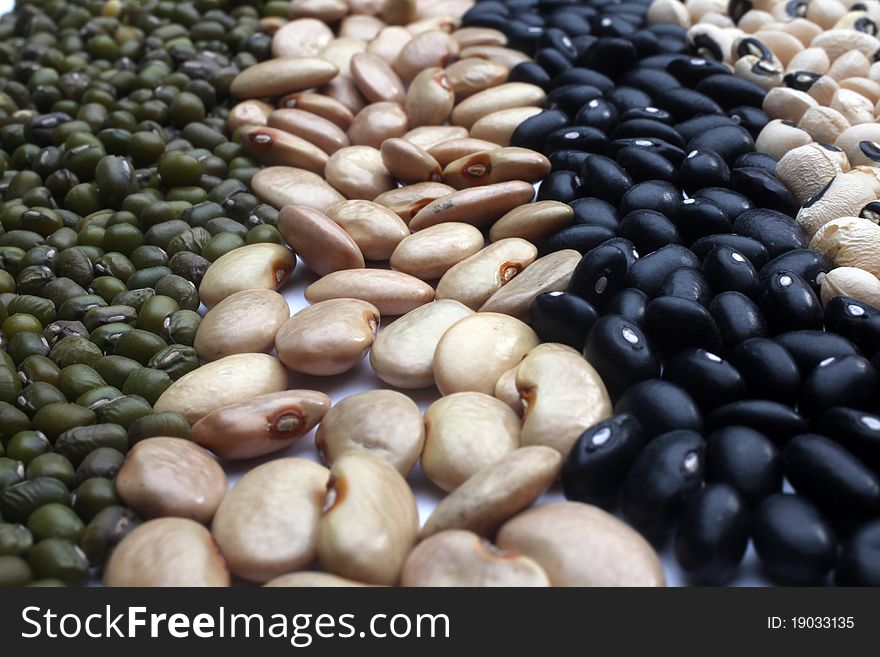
410,181 -> 536,231
761,87 -> 818,123
444,57 -> 510,100
105,518 -> 229,587
403,125 -> 469,150
496,502 -> 665,587
370,299 -> 474,388
192,390 -> 331,460
277,205 -> 365,276
647,0 -> 691,26
252,166 -> 345,211
835,122 -> 880,166
390,222 -> 484,280
420,447 -> 562,539
265,572 -> 369,587
734,55 -> 783,92
754,119 -> 812,160
153,353 -> 288,424
276,91 -> 355,130
831,88 -> 875,125
374,181 -> 456,223
325,199 -> 410,260
469,106 -> 543,145
820,266 -> 880,306
320,74 -> 369,115
318,452 -> 419,585
381,0 -> 417,24
795,174 -> 876,237
405,67 -> 455,126
340,14 -> 385,41
305,269 -> 435,315
433,312 -> 539,395
237,125 -> 328,173
442,147 -> 550,188
422,392 -> 521,492
428,137 -> 502,166
116,437 -> 226,524
494,365 -> 522,415
516,343 -> 613,455
406,16 -> 456,35
194,289 -> 290,361
798,105 -> 851,145
272,18 -> 334,57
267,107 -> 350,155
350,52 -> 406,104
451,27 -> 507,48
480,250 -> 580,322
198,243 -> 296,308
393,29 -> 459,82
228,99 -> 273,132
230,57 -> 339,98
276,298 -> 380,376
753,29 -> 803,66
380,138 -> 443,185
810,216 -> 880,278
348,101 -> 409,148
288,0 -> 349,21
840,77 -> 880,104
811,29 -> 880,62
451,83 -> 546,130
212,459 -> 329,583
325,145 -> 396,199
401,530 -> 549,587
458,45 -> 529,69
436,238 -> 538,310
828,49 -> 871,81
785,47 -> 830,75
319,36 -> 368,76
315,390 -> 424,474
775,143 -> 850,207
489,200 -> 573,243
367,26 -> 413,64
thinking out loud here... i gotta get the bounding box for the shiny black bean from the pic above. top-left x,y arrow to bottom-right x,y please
547,84 -> 602,117
561,413 -> 647,509
621,429 -> 705,543
759,249 -> 833,294
605,288 -> 649,326
815,407 -> 880,474
691,234 -> 768,268
654,87 -> 724,122
728,337 -> 801,403
692,188 -> 754,222
536,170 -> 583,203
708,400 -> 808,443
549,149 -> 590,172
701,245 -> 760,298
835,520 -> 880,586
663,348 -> 747,410
567,242 -> 632,309
730,167 -> 799,216
535,47 -> 572,78
508,61 -> 552,89
570,197 -> 619,230
675,483 -> 750,585
509,109 -> 570,152
611,119 -> 686,149
785,433 -> 880,529
696,74 -> 766,109
728,106 -> 770,138
706,425 -> 782,506
529,291 -> 599,350
824,297 -> 880,359
752,493 -> 837,584
666,56 -> 731,86
537,224 -> 616,256
538,28 -> 578,60
679,150 -> 730,192
552,67 -> 614,92
578,38 -> 638,79
617,209 -> 682,253
618,180 -> 682,216
670,198 -> 732,244
584,314 -> 660,400
614,379 -> 703,437
574,97 -> 620,132
604,85 -> 652,113
709,291 -> 769,351
674,114 -> 736,143
734,151 -> 777,173
660,267 -> 712,306
775,330 -> 860,374
609,137 -> 686,165
733,208 -> 807,258
580,155 -> 632,204
620,106 -> 673,124
800,355 -> 877,416
687,125 -> 755,164
615,146 -> 678,184
644,296 -> 724,356
544,126 -> 607,154
626,244 -> 700,297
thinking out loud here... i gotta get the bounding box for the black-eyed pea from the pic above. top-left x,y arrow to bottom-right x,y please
775,143 -> 850,206
811,29 -> 880,61
762,86 -> 818,122
738,10 -> 776,34
754,119 -> 813,160
830,88 -> 876,125
810,216 -> 880,278
785,47 -> 831,75
827,49 -> 872,81
734,55 -> 783,91
646,0 -> 691,27
835,123 -> 880,165
795,174 -> 877,237
798,105 -> 851,144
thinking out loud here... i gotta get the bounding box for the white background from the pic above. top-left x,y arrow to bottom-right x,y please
0,0 -> 770,586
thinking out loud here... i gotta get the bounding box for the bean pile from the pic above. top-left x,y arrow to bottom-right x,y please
462,0 -> 880,585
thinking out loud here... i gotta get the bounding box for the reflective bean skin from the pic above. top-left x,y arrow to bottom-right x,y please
835,520 -> 880,586
815,408 -> 880,474
626,245 -> 699,297
758,271 -> 823,335
567,242 -> 631,310
800,356 -> 878,416
701,246 -> 760,299
584,315 -> 660,401
604,288 -> 649,327
732,209 -> 808,259
661,268 -> 712,307
691,234 -> 768,269
614,379 -> 703,438
824,297 -> 880,359
707,400 -> 808,443
529,291 -> 599,350
706,426 -> 782,506
709,292 -> 769,352
643,296 -> 724,357
662,349 -> 747,411
774,331 -> 859,375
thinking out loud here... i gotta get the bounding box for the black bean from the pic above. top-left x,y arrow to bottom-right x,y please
617,209 -> 682,253
824,297 -> 880,359
687,125 -> 755,164
800,355 -> 877,416
708,400 -> 808,442
709,291 -> 769,351
544,125 -> 608,154
570,197 -> 620,230
621,429 -> 705,543
733,151 -> 778,174
620,106 -> 673,124
612,118 -> 686,149
609,137 -> 687,165
549,149 -> 591,172
696,74 -> 767,109
692,187 -> 754,222
758,249 -> 833,293
785,434 -> 880,529
675,483 -> 750,585
509,109 -> 570,152
835,520 -> 880,586
538,27 -> 578,60
574,97 -> 620,132
580,154 -> 632,204
733,208 -> 807,258
674,114 -> 736,143
679,150 -> 730,192
618,180 -> 682,216
535,47 -> 573,77
752,493 -> 837,584
691,233 -> 768,268
775,330 -> 860,374
530,291 -> 599,350
644,296 -> 724,356
670,198 -> 733,244
815,407 -> 880,475
604,287 -> 649,326
562,413 -> 648,509
538,224 -> 616,256
507,61 -> 553,89
584,315 -> 660,400
552,67 -> 614,92
706,425 -> 782,506
626,244 -> 700,297
614,379 -> 704,437
654,87 -> 724,122
577,38 -> 639,79
701,245 -> 760,298
547,85 -> 603,116
663,348 -> 747,410
618,68 -> 681,97
567,241 -> 632,308
728,105 -> 770,138
730,167 -> 799,216
666,56 -> 731,86
536,169 -> 583,203
604,85 -> 653,113
615,146 -> 678,184
727,338 -> 801,403
660,267 -> 712,306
